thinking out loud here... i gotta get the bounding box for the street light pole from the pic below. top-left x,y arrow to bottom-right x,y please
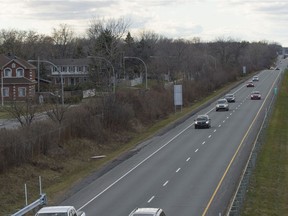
37,57 -> 40,92
28,59 -> 64,105
124,56 -> 148,89
88,56 -> 116,93
1,71 -> 3,106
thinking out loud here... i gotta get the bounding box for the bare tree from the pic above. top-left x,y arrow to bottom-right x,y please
52,23 -> 75,58
5,99 -> 38,127
45,102 -> 70,125
87,17 -> 130,58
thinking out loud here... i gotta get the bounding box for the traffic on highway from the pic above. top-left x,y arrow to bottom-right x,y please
36,58 -> 287,216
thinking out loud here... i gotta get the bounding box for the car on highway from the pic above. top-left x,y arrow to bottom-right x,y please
224,93 -> 236,103
246,81 -> 254,87
216,98 -> 229,111
194,114 -> 211,129
129,208 -> 166,216
252,75 -> 259,81
35,206 -> 86,216
251,91 -> 261,100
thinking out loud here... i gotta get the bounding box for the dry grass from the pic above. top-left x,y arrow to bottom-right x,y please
0,79 -> 242,216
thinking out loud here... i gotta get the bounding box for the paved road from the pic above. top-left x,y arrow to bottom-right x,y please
59,60 -> 287,215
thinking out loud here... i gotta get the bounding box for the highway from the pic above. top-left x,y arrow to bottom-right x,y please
60,59 -> 287,216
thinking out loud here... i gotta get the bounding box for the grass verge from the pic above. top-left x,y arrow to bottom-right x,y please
241,70 -> 288,215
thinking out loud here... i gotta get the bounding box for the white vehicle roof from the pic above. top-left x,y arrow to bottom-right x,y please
130,207 -> 162,214
37,206 -> 73,213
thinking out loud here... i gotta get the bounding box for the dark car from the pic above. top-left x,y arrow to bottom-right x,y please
251,91 -> 261,100
194,114 -> 211,129
246,81 -> 254,87
225,94 -> 236,103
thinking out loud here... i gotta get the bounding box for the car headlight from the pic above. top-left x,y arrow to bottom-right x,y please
206,121 -> 209,124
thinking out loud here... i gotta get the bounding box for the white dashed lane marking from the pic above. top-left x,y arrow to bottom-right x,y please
186,157 -> 191,161
163,181 -> 169,187
202,141 -> 205,145
208,135 -> 212,138
176,168 -> 181,173
148,196 -> 154,203
195,149 -> 199,153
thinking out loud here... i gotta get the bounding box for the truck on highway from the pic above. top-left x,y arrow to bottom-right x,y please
35,206 -> 86,216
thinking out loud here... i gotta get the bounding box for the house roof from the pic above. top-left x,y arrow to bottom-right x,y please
0,53 -> 36,69
50,58 -> 91,66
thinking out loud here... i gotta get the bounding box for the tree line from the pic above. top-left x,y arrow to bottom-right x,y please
0,18 -> 282,173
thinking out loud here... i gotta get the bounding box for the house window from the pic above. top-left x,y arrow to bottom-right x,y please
3,87 -> 9,97
18,87 -> 26,97
62,66 -> 67,72
4,68 -> 12,77
16,68 -> 24,77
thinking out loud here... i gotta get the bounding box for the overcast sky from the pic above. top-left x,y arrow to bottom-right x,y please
0,0 -> 287,46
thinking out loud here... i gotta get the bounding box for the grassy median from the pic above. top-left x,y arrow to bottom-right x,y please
241,70 -> 288,215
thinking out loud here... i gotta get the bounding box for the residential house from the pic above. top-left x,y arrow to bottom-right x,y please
0,53 -> 37,102
48,58 -> 90,87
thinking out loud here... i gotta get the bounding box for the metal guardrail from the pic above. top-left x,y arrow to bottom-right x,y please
10,176 -> 47,216
11,193 -> 47,216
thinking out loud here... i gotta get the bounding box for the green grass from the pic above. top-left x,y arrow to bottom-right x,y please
241,70 -> 288,215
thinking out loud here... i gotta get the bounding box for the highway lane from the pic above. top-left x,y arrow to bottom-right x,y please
60,64 -> 285,215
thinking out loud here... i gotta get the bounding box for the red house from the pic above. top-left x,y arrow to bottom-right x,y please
0,53 -> 37,102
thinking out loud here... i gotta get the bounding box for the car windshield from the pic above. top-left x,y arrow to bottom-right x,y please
197,116 -> 208,121
252,91 -> 260,94
218,100 -> 226,104
225,94 -> 233,97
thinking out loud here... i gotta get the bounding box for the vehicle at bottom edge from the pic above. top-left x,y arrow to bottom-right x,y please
35,206 -> 85,216
129,207 -> 166,216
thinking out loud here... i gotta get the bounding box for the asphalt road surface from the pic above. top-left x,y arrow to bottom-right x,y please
59,60 -> 287,216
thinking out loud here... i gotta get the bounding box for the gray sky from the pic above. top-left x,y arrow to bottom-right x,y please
0,0 -> 287,46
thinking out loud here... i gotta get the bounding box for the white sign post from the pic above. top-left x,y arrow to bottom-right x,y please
243,66 -> 246,74
174,85 -> 183,112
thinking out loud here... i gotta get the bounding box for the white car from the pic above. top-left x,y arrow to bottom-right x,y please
252,75 -> 259,81
216,98 -> 229,111
129,208 -> 166,216
35,206 -> 86,216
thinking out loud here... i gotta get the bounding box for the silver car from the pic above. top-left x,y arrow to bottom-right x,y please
216,98 -> 229,111
129,208 -> 166,216
224,94 -> 236,103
